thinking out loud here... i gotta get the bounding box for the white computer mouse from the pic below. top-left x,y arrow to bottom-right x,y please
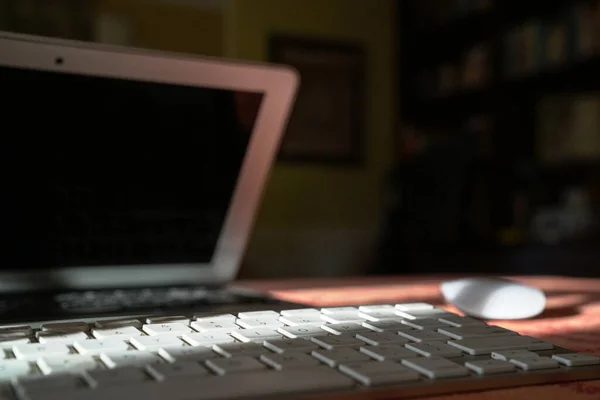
440,277 -> 546,320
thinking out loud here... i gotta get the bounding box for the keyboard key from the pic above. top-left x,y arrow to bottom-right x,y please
100,351 -> 163,369
74,339 -> 129,355
362,320 -> 409,332
311,335 -> 365,350
405,341 -> 463,358
395,303 -> 434,311
230,329 -> 286,343
182,332 -> 235,346
149,361 -> 210,380
190,320 -> 240,332
339,361 -> 420,386
0,359 -> 30,380
321,323 -> 369,335
448,336 -> 553,355
236,318 -> 283,329
359,344 -> 419,361
490,350 -> 539,361
358,310 -> 400,321
87,366 -> 153,387
312,348 -> 371,367
194,314 -> 236,323
398,329 -> 449,343
552,353 -> 600,367
41,322 -> 90,332
158,346 -> 218,363
278,316 -> 324,326
0,326 -> 32,335
321,307 -> 358,315
92,326 -> 142,340
146,316 -> 190,325
0,336 -> 30,348
94,319 -> 142,329
37,367 -> 355,400
260,352 -> 321,370
37,331 -> 89,344
279,325 -> 327,338
237,311 -> 280,319
438,316 -> 486,327
37,355 -> 97,375
438,326 -> 516,340
465,359 -> 517,375
130,336 -> 184,351
15,374 -> 89,396
13,343 -> 70,361
396,308 -> 451,320
509,356 -> 560,370
206,356 -> 266,375
280,308 -> 322,317
358,304 -> 395,312
402,356 -> 470,379
142,323 -> 192,336
356,331 -> 407,346
321,313 -> 365,324
402,318 -> 449,330
263,338 -> 319,354
212,342 -> 267,358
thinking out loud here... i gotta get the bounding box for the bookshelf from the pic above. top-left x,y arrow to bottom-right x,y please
382,0 -> 600,274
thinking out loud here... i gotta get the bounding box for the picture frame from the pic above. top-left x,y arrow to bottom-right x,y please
269,35 -> 366,165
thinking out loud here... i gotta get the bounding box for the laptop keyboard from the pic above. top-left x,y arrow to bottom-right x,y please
1,303 -> 600,400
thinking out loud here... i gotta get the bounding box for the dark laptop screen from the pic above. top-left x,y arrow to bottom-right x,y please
0,65 -> 264,269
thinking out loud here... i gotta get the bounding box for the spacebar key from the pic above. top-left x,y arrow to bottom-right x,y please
39,367 -> 356,400
447,336 -> 553,355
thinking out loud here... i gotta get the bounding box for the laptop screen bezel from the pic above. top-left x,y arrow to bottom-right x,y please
0,31 -> 299,293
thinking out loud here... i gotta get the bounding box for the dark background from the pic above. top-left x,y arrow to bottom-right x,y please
1,0 -> 599,278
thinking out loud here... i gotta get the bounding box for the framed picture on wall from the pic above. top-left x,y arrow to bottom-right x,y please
4,0 -> 94,41
269,35 -> 366,165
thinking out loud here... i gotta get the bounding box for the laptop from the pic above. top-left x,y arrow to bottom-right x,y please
0,30 -> 301,318
1,31 -> 600,400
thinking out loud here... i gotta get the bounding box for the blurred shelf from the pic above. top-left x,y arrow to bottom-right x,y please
413,55 -> 600,121
413,0 -> 585,64
502,56 -> 600,95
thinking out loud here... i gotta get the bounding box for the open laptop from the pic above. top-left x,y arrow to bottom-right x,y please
2,31 -> 600,400
0,30 -> 301,320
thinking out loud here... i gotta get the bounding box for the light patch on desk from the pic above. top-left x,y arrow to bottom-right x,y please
544,294 -> 590,309
270,284 -> 443,307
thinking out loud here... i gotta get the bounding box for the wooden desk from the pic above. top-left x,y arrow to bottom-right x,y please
242,275 -> 600,399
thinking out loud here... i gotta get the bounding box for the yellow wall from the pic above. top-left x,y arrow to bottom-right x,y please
229,0 -> 397,276
98,0 -> 224,56
230,0 -> 395,229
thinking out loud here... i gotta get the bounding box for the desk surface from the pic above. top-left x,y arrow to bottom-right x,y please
242,275 -> 600,400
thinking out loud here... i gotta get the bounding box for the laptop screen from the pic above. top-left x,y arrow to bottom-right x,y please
0,65 -> 264,270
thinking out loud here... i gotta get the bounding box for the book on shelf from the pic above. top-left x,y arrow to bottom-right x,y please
542,17 -> 569,67
504,21 -> 544,78
537,95 -> 600,165
594,0 -> 600,53
463,44 -> 490,89
571,2 -> 596,58
439,63 -> 460,95
418,70 -> 438,99
454,0 -> 493,19
419,0 -> 493,29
